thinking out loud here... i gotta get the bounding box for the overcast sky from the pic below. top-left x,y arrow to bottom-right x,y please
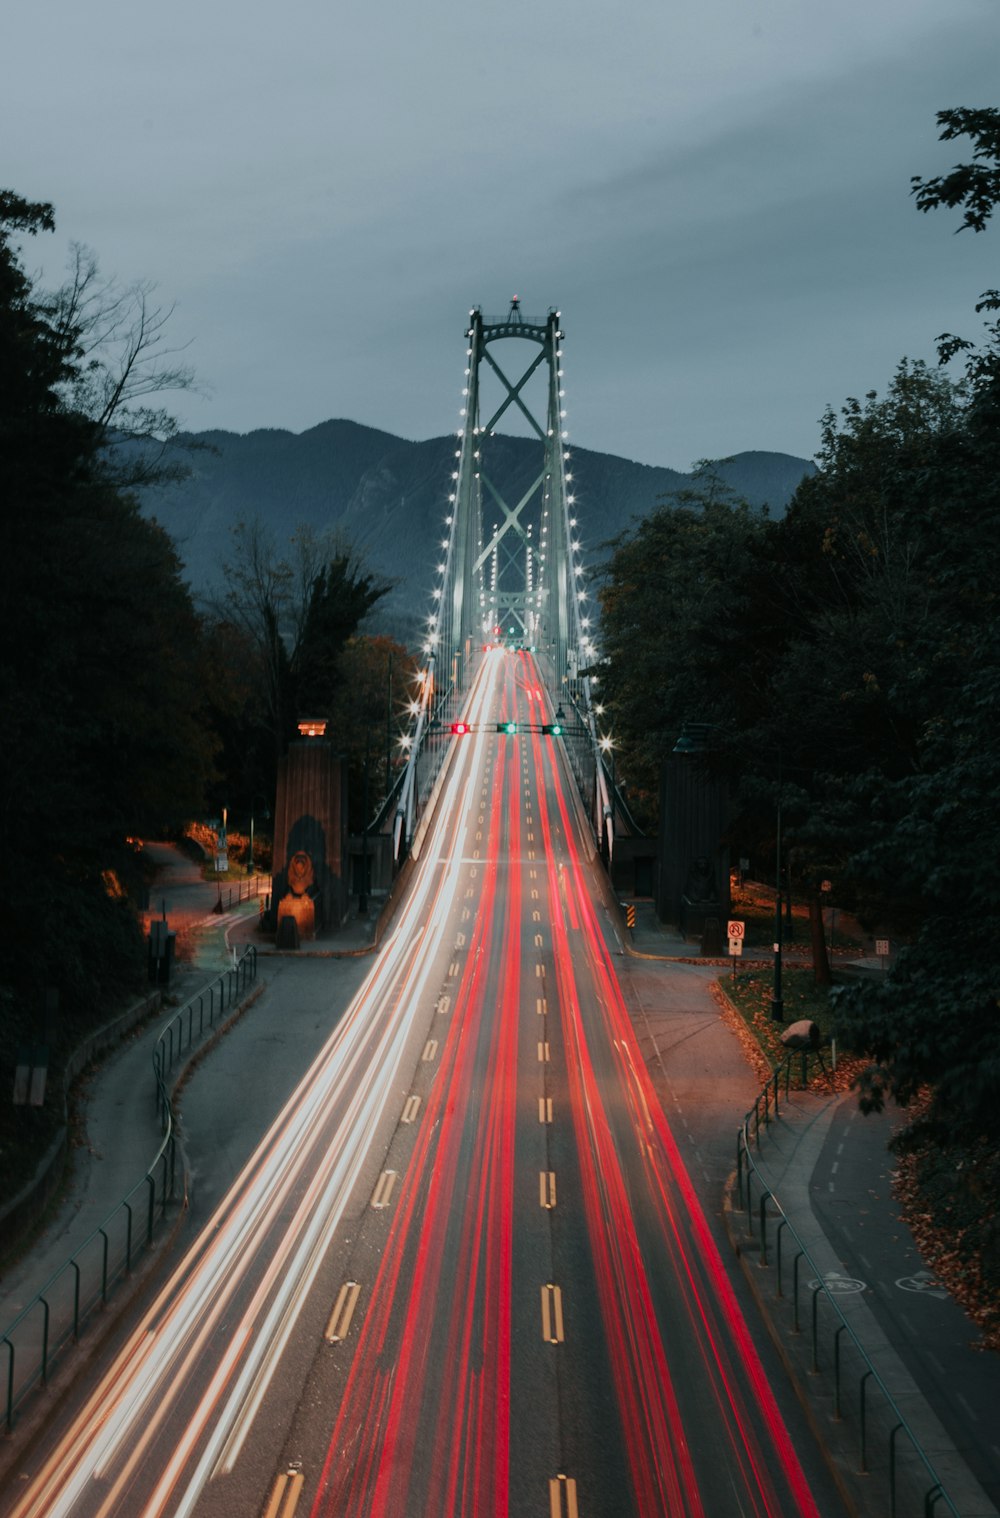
5,0 -> 997,470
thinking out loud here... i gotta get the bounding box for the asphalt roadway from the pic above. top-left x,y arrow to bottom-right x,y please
0,844 -> 997,1517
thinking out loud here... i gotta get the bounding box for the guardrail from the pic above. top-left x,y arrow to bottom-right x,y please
736,1078 -> 960,1518
1,947 -> 259,1432
205,872 -> 271,914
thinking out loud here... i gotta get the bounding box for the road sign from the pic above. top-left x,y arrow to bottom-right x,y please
875,938 -> 890,958
728,937 -> 743,957
727,919 -> 745,940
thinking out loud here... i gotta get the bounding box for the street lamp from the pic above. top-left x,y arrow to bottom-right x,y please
599,733 -> 616,861
359,730 -> 371,916
771,761 -> 784,1022
248,795 -> 270,876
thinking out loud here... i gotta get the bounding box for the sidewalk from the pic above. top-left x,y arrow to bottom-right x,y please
623,897 -> 1000,1518
0,845 -> 380,1449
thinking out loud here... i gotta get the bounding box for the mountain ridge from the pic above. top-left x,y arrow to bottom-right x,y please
140,419 -> 815,641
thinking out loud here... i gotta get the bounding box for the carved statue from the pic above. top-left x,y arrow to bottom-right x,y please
683,855 -> 718,903
277,848 -> 317,937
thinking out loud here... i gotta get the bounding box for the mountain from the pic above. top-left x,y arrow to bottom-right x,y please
139,420 -> 814,641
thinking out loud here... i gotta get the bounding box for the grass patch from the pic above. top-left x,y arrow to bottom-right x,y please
728,880 -> 865,952
724,967 -> 836,1063
719,965 -> 868,1092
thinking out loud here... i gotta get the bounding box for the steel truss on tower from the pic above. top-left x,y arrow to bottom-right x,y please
450,299 -> 586,684
394,301 -> 609,862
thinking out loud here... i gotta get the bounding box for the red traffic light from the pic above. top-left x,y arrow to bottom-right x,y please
450,721 -> 470,736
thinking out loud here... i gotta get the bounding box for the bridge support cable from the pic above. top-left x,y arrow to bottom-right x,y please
394,299 -> 610,862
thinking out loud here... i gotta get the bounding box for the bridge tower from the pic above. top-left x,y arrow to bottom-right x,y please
449,299 -> 577,685
397,300 -> 606,862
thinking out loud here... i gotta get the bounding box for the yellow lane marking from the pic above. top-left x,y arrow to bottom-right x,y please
461,907 -> 470,921
539,1171 -> 557,1208
549,1475 -> 579,1518
325,1282 -> 361,1343
448,962 -> 459,977
535,963 -> 545,979
534,934 -> 543,948
541,1284 -> 565,1343
538,1097 -> 553,1123
422,1039 -> 438,1061
402,1095 -> 421,1123
531,888 -> 539,899
465,887 -> 475,898
371,1170 -> 398,1209
527,832 -> 535,841
536,997 -> 547,1015
437,994 -> 451,1015
532,910 -> 541,923
538,1042 -> 550,1061
529,868 -> 537,879
528,850 -> 535,860
264,1469 -> 304,1518
455,931 -> 466,947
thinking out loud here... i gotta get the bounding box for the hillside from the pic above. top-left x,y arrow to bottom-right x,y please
140,420 -> 814,641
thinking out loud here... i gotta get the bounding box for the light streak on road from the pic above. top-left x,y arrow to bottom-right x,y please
8,648 -> 837,1517
7,655 -> 506,1518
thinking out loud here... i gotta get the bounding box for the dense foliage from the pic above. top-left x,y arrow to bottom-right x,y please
0,195 -> 216,1042
204,519 -> 392,813
599,110 -> 1000,1144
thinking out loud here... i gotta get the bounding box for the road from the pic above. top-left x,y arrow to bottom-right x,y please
7,650 -> 845,1518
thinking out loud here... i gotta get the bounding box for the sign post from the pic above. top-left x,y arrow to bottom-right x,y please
727,919 -> 745,978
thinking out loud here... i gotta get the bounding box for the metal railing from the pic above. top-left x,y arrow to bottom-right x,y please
736,1075 -> 961,1518
1,947 -> 258,1431
205,872 -> 271,914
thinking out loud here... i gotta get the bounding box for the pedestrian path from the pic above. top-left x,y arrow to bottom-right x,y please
617,897 -> 999,1517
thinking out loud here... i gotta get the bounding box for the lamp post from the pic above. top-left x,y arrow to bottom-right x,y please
599,733 -> 616,863
359,730 -> 371,916
248,795 -> 270,875
771,761 -> 784,1022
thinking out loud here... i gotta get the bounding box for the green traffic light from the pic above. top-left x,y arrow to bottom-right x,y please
496,721 -> 518,735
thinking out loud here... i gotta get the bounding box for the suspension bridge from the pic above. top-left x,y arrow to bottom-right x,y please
391,299 -> 614,862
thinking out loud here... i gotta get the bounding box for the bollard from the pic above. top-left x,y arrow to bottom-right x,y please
4,1339 -> 14,1431
40,1298 -> 50,1384
71,1260 -> 81,1339
860,1368 -> 874,1472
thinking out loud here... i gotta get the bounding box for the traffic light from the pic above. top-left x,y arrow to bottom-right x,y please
542,722 -> 563,737
496,721 -> 518,735
450,721 -> 470,736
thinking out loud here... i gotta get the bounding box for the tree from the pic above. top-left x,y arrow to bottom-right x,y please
827,114 -> 1000,1139
327,635 -> 420,830
212,519 -> 392,785
596,464 -> 768,826
911,107 -> 1000,233
0,190 -> 214,1035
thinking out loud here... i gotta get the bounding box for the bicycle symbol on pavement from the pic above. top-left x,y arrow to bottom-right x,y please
896,1271 -> 948,1299
807,1271 -> 866,1294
